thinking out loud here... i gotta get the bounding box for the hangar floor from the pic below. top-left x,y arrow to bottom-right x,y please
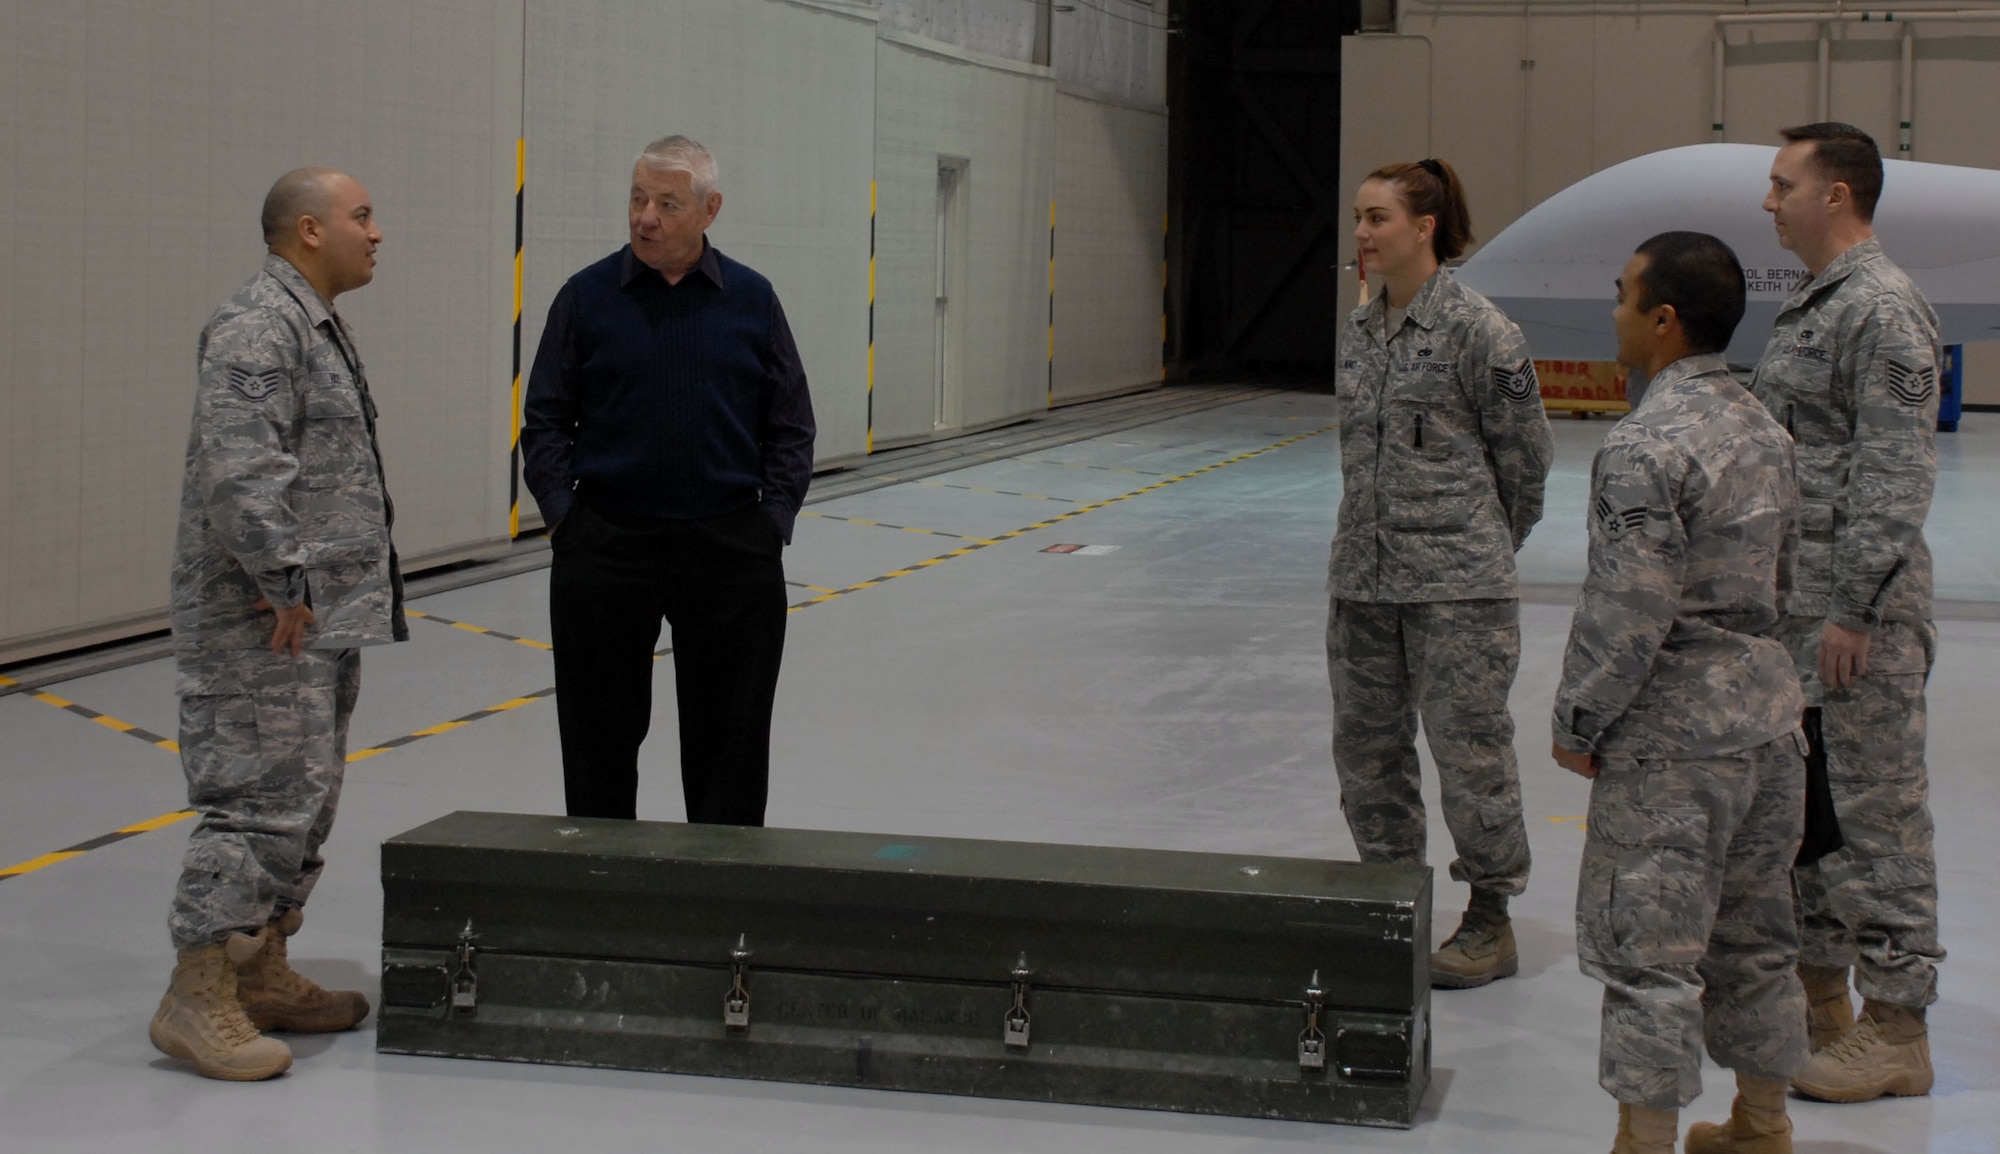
2,386 -> 1993,1153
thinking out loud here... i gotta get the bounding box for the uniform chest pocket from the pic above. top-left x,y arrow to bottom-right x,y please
1778,357 -> 1840,431
298,372 -> 373,490
1385,393 -> 1469,477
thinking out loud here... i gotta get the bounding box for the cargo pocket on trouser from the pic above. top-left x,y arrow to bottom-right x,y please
179,695 -> 279,804
1577,779 -> 1716,1109
1422,599 -> 1521,722
1577,783 -> 1715,971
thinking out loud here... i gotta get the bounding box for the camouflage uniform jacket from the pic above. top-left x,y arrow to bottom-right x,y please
1749,237 -> 1939,631
1329,269 -> 1554,602
170,254 -> 407,696
1553,354 -> 1804,759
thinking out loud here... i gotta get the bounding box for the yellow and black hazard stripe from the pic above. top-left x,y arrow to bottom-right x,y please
1014,457 -> 1170,479
509,138 -> 526,537
1,810 -> 197,882
1161,208 -> 1170,380
407,608 -> 552,651
345,685 -> 557,763
789,424 -> 1336,612
1047,198 -> 1056,407
867,180 -> 878,454
0,672 -> 178,753
7,426 -> 1336,880
799,510 -> 997,544
907,480 -> 1075,502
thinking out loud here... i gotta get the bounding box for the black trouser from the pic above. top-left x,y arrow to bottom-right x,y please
548,497 -> 787,824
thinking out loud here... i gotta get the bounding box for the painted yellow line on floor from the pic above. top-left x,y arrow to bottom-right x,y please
0,674 -> 181,754
406,608 -> 553,651
0,808 -> 198,881
786,424 -> 1336,616
911,479 -> 1076,502
122,811 -> 198,834
799,510 -> 999,545
0,851 -> 84,879
5,423 -> 1335,881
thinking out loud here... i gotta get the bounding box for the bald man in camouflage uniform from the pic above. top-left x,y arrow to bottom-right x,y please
1751,123 -> 1943,1107
1555,232 -> 1807,1154
1329,265 -> 1553,989
151,168 -> 405,1081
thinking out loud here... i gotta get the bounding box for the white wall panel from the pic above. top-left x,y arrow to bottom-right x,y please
872,37 -> 1055,443
2,3 -> 88,646
1052,90 -> 1165,404
518,0 -> 877,486
0,0 -> 520,662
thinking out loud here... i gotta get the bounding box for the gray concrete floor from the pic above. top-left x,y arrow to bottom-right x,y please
2,391 -> 1995,1153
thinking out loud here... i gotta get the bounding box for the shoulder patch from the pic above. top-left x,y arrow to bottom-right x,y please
225,364 -> 287,402
1884,360 -> 1936,407
1594,493 -> 1649,540
1494,360 -> 1539,403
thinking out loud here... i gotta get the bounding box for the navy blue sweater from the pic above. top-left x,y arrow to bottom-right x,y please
521,243 -> 816,541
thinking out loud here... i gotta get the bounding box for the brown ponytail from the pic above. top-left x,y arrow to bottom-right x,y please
1367,158 -> 1474,262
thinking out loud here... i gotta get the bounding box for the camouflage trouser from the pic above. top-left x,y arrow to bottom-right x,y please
1577,735 -> 1809,1109
168,648 -> 359,949
1326,598 -> 1530,894
1782,616 -> 1943,1009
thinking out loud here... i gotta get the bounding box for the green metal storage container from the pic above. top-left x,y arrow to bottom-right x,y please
378,811 -> 1432,1127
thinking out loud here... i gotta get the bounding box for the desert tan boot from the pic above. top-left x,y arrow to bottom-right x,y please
235,908 -> 370,1033
149,934 -> 293,1081
1431,888 -> 1518,989
1791,999 -> 1933,1103
1609,1102 -> 1677,1154
1685,1074 -> 1793,1153
1799,963 -> 1854,1051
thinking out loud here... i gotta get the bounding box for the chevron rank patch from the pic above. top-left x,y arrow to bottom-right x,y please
1884,360 -> 1936,407
1494,360 -> 1539,403
226,364 -> 287,402
1594,493 -> 1649,540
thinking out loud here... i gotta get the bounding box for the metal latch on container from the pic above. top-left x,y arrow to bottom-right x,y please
1003,953 -> 1033,1049
450,920 -> 479,1016
724,934 -> 752,1031
1298,970 -> 1327,1070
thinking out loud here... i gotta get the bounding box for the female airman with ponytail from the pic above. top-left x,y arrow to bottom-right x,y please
1327,158 -> 1553,989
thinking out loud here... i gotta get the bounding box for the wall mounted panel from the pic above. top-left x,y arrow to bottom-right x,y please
1052,90 -> 1166,404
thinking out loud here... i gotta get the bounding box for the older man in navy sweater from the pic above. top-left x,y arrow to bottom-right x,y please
522,135 -> 816,826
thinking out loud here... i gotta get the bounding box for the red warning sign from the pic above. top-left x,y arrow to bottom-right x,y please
1537,359 -> 1630,413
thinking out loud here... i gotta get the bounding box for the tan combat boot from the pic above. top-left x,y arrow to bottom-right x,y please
235,908 -> 370,1033
1799,963 -> 1854,1051
149,934 -> 293,1081
1609,1102 -> 1678,1154
1685,1074 -> 1793,1153
1431,888 -> 1518,989
1791,999 -> 1933,1103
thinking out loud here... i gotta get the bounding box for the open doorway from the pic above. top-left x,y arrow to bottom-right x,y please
934,155 -> 970,429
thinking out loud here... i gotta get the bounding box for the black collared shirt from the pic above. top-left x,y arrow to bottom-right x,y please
522,241 -> 816,541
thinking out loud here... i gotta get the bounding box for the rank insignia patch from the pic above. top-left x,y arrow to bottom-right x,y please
1595,494 -> 1649,540
1884,360 -> 1936,406
226,364 -> 286,402
1494,360 -> 1539,403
